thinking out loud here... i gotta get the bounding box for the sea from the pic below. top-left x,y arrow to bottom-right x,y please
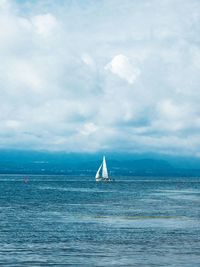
0,175 -> 200,266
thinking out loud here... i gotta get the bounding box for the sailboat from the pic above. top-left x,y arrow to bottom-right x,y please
95,156 -> 111,182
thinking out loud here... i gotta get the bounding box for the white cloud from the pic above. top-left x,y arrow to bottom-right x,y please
105,54 -> 140,84
0,0 -> 200,154
80,122 -> 98,136
31,13 -> 58,37
8,60 -> 43,91
5,120 -> 21,129
81,53 -> 94,67
0,0 -> 9,9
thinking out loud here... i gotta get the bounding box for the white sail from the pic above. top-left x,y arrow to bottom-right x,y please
95,164 -> 102,179
102,156 -> 108,179
95,156 -> 111,182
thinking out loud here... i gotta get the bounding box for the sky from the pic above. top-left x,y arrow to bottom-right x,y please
0,0 -> 200,155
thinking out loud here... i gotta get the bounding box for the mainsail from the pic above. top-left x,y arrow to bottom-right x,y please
102,156 -> 108,179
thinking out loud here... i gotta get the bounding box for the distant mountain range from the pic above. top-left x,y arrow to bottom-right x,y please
0,149 -> 200,176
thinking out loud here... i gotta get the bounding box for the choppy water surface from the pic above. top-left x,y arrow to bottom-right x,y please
0,176 -> 200,266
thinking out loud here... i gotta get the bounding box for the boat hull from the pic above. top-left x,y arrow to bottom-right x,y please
96,178 -> 113,182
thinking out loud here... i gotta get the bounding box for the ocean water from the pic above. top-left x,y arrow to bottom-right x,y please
0,176 -> 200,266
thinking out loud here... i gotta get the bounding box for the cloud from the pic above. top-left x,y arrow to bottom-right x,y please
105,54 -> 140,84
0,0 -> 200,155
81,53 -> 95,67
31,13 -> 58,37
80,122 -> 98,136
5,120 -> 21,129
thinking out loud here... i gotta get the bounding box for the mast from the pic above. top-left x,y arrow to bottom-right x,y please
102,156 -> 108,179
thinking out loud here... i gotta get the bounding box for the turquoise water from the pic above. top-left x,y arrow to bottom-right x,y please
0,176 -> 200,266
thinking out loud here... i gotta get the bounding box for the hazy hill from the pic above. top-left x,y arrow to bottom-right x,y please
0,149 -> 200,177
